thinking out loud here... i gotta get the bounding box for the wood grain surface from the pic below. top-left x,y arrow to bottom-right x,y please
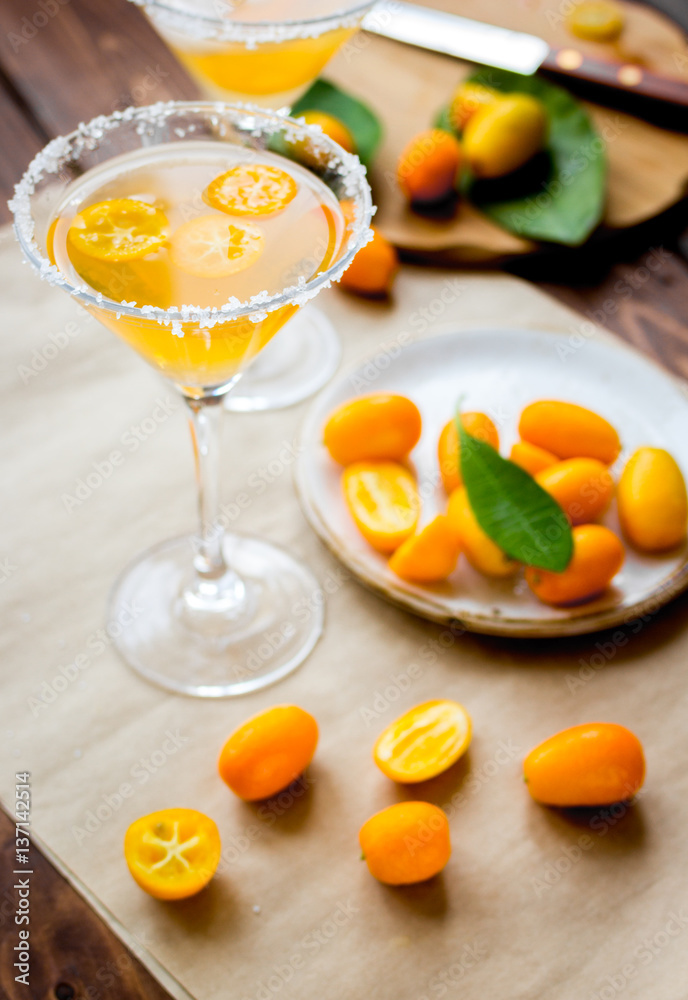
0,0 -> 687,998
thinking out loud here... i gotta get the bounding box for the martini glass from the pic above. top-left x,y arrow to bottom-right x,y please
129,0 -> 377,411
11,101 -> 373,697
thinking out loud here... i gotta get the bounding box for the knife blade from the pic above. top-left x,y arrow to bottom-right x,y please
362,1 -> 688,111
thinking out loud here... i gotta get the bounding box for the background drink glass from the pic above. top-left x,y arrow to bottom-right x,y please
129,0 -> 378,411
11,101 -> 373,697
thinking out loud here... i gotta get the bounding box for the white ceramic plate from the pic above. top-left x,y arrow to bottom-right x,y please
295,327 -> 688,637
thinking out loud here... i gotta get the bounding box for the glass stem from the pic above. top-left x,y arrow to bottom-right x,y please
187,395 -> 227,580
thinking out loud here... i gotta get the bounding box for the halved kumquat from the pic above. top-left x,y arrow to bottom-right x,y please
374,699 -> 472,783
169,214 -> 265,278
343,461 -> 420,552
388,515 -> 461,583
68,198 -> 168,262
205,163 -> 297,217
124,808 -> 221,900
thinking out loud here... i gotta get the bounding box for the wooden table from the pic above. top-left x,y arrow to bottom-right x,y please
1,0 -> 687,997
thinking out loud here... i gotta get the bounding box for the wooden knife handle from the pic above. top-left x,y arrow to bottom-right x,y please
541,47 -> 688,109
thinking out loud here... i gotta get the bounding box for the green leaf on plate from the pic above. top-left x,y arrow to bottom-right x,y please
457,413 -> 573,571
437,69 -> 606,246
292,78 -> 383,167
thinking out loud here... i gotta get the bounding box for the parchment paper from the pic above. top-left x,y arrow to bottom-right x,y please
2,225 -> 688,999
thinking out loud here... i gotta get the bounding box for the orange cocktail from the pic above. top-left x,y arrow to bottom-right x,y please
48,143 -> 344,396
133,0 -> 375,107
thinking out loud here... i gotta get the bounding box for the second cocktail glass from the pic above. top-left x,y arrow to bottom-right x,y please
12,101 -> 373,697
130,0 -> 378,411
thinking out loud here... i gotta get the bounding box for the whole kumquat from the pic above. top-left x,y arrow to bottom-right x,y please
124,808 -> 221,900
343,461 -> 420,552
339,226 -> 399,297
359,802 -> 451,884
297,110 -> 356,153
397,129 -> 463,204
438,412 -> 500,494
447,486 -> 518,577
463,94 -> 547,179
323,393 -> 421,466
535,458 -> 614,525
525,523 -> 624,605
218,705 -> 318,801
374,699 -> 472,783
509,440 -> 558,476
568,0 -> 625,41
524,722 -> 645,807
519,400 -> 621,465
449,81 -> 498,131
617,447 -> 688,552
388,515 -> 461,583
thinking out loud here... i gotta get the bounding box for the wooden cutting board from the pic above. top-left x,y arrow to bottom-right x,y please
325,0 -> 688,261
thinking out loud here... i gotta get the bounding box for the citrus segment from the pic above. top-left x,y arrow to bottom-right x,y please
169,214 -> 265,278
374,699 -> 472,783
343,461 -> 420,553
124,808 -> 221,900
68,198 -> 168,261
388,515 -> 461,583
205,163 -> 298,217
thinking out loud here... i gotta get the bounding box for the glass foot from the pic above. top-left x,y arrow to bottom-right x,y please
108,534 -> 323,697
225,306 -> 341,412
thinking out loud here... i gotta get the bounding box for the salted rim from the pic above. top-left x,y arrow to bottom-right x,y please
9,101 -> 374,333
129,0 -> 375,44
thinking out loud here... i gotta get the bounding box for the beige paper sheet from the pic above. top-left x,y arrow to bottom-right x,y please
2,224 -> 688,1000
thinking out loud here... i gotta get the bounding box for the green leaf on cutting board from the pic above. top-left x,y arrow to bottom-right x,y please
456,412 -> 573,572
436,69 -> 606,246
291,78 -> 383,167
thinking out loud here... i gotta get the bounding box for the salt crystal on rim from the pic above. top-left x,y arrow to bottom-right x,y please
10,101 -> 373,336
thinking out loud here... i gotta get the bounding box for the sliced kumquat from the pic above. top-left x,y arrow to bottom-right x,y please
389,515 -> 461,583
374,699 -> 472,783
205,163 -> 298,217
68,198 -> 169,261
343,461 -> 420,553
124,808 -> 221,901
169,214 -> 265,278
